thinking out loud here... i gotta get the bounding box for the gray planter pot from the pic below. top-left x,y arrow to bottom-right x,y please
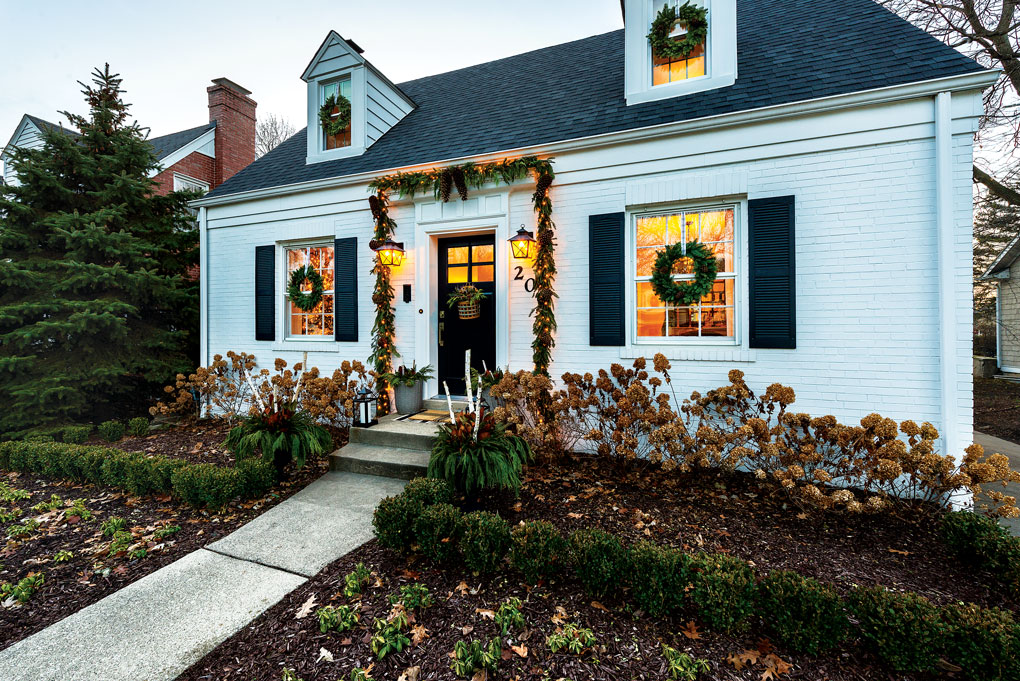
393,383 -> 424,415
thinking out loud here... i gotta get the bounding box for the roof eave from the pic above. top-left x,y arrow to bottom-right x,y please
194,67 -> 1001,208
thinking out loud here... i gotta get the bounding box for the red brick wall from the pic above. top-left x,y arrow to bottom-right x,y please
208,79 -> 257,187
152,151 -> 216,196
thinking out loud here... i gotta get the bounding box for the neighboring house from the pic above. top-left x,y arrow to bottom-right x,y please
981,237 -> 1020,374
1,78 -> 256,196
193,0 -> 998,460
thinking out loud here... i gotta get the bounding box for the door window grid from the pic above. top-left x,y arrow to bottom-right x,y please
446,244 -> 495,285
634,207 -> 736,339
321,79 -> 352,150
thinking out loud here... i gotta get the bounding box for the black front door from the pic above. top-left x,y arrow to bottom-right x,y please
438,235 -> 496,395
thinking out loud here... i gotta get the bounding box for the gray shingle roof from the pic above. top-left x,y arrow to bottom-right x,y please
208,0 -> 987,200
17,116 -> 214,162
147,122 -> 216,159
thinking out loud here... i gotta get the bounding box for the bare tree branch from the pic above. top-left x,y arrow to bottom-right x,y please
255,114 -> 296,157
976,163 -> 1020,203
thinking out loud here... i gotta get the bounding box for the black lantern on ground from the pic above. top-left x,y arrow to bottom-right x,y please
509,225 -> 535,259
354,387 -> 378,427
372,239 -> 405,267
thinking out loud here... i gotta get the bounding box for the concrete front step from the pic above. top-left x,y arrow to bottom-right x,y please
330,442 -> 430,480
349,413 -> 440,451
423,398 -> 471,412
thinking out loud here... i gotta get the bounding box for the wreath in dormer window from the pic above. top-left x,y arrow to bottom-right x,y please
318,93 -> 352,138
648,3 -> 709,60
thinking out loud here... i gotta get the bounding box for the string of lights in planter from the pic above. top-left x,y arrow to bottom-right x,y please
366,155 -> 558,379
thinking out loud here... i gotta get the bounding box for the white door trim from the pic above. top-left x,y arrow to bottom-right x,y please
414,215 -> 511,398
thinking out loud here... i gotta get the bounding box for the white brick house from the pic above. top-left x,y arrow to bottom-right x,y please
193,0 -> 997,460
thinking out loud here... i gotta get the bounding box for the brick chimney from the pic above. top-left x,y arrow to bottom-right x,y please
207,78 -> 256,187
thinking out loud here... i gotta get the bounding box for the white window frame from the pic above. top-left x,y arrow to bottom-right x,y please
318,77 -> 353,153
651,0 -> 710,89
628,202 -> 740,347
281,240 -> 336,342
305,69 -> 366,164
172,172 -> 209,193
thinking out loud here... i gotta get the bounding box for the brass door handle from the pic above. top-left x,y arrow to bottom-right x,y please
439,322 -> 444,347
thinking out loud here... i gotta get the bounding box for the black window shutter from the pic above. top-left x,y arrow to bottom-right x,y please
254,245 -> 275,341
334,237 -> 358,342
589,212 -> 626,346
748,196 -> 796,349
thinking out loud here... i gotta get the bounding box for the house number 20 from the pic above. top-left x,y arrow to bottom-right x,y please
514,266 -> 536,293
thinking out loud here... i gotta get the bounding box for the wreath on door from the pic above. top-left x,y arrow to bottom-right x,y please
288,265 -> 325,312
647,3 -> 709,60
318,93 -> 352,138
650,241 -> 718,305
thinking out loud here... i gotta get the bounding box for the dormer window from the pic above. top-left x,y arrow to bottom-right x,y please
321,79 -> 352,150
624,0 -> 735,105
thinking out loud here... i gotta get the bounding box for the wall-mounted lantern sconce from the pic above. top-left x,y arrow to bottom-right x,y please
509,225 -> 536,260
372,239 -> 405,267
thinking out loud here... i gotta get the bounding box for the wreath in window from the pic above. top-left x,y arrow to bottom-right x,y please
288,265 -> 325,312
650,241 -> 718,306
318,93 -> 352,138
647,3 -> 709,60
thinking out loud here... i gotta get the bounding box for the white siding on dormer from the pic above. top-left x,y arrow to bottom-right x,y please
306,43 -> 362,81
366,69 -> 414,146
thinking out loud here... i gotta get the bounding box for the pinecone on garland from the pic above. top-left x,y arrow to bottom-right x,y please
452,167 -> 469,201
439,169 -> 453,203
533,173 -> 553,203
368,194 -> 383,221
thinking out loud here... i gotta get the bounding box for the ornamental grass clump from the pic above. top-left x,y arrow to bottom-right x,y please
427,407 -> 531,497
849,586 -> 945,673
412,503 -> 463,564
459,511 -> 512,574
509,520 -> 568,585
225,359 -> 332,481
756,570 -> 849,654
569,528 -> 628,600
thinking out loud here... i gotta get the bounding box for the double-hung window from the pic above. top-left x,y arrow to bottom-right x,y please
634,206 -> 736,340
651,0 -> 707,87
285,244 -> 334,337
321,78 -> 352,150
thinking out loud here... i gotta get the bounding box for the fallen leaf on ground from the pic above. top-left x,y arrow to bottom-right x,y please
727,649 -> 760,670
551,606 -> 568,625
462,625 -> 474,635
410,624 -> 428,645
476,608 -> 495,619
295,594 -> 317,619
316,647 -> 334,663
680,620 -> 701,639
397,666 -> 420,681
888,548 -> 910,556
511,644 -> 528,658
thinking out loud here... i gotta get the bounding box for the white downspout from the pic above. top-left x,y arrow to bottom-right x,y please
199,205 -> 210,369
935,91 -> 961,461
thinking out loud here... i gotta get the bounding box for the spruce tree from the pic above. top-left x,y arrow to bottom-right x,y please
0,65 -> 199,436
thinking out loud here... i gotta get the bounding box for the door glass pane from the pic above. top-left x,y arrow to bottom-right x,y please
448,265 -> 469,284
472,265 -> 494,283
447,247 -> 469,264
471,245 -> 494,262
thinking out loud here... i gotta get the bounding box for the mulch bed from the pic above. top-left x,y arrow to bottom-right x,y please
0,420 -> 332,651
975,376 -> 1020,445
88,420 -> 235,466
179,458 -> 1008,681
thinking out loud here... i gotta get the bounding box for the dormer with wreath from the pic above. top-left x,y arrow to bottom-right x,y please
302,31 -> 417,165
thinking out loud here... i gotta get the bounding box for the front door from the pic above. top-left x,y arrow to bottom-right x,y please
437,235 -> 496,395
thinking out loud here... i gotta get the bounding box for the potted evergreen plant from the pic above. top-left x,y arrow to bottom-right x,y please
447,284 -> 485,320
382,363 -> 435,415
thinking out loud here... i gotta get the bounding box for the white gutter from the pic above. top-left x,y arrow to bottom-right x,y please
198,206 -> 210,369
192,69 -> 1000,209
935,91 -> 961,462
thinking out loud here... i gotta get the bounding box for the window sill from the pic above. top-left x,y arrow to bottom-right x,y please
620,345 -> 756,363
273,338 -> 340,353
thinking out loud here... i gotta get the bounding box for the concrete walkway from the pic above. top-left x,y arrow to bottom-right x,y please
974,431 -> 1020,536
0,471 -> 405,681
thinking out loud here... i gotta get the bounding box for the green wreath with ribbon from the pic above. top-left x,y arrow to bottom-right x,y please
648,3 -> 709,60
650,241 -> 718,306
288,265 -> 325,312
318,93 -> 352,138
